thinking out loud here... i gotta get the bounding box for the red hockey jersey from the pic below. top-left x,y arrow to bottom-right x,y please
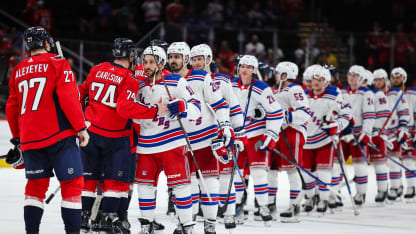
79,62 -> 158,138
6,53 -> 86,151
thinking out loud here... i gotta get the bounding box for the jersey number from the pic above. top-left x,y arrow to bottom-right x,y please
18,77 -> 46,115
91,82 -> 117,108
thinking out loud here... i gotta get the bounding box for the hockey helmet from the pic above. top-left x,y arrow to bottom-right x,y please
238,55 -> 258,70
362,69 -> 374,86
348,65 -> 364,77
24,26 -> 55,51
275,61 -> 298,81
190,44 -> 213,66
112,38 -> 135,58
167,42 -> 191,64
142,45 -> 167,67
391,67 -> 407,83
303,64 -> 322,81
150,39 -> 169,51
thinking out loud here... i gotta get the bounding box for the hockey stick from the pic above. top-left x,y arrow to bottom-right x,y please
281,130 -> 307,190
222,75 -> 255,211
330,137 -> 360,216
368,144 -> 416,176
90,184 -> 103,221
45,186 -> 61,204
254,141 -> 343,198
357,144 -> 370,166
55,41 -> 64,57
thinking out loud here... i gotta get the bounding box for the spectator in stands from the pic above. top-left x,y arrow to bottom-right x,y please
248,2 -> 265,28
377,29 -> 392,72
223,0 -> 239,29
245,34 -> 266,60
365,22 -> 382,69
216,40 -> 237,77
80,0 -> 97,35
394,23 -> 414,72
97,0 -> 112,31
33,0 -> 55,34
316,46 -> 338,68
207,0 -> 224,25
165,0 -> 185,23
263,0 -> 281,28
142,0 -> 162,31
23,0 -> 37,26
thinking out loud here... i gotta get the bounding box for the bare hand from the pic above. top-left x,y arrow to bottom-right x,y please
78,130 -> 90,147
156,97 -> 169,115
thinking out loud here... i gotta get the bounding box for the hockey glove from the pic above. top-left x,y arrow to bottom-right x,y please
234,126 -> 248,151
6,147 -> 24,169
284,110 -> 293,125
253,105 -> 267,120
167,99 -> 187,119
259,130 -> 279,151
322,120 -> 339,136
219,121 -> 235,148
211,138 -> 231,164
397,125 -> 409,144
357,132 -> 371,146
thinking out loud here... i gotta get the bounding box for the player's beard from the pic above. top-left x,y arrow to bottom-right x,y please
145,68 -> 158,79
170,62 -> 183,73
392,81 -> 403,89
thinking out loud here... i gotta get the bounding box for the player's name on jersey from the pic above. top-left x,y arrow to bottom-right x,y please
15,64 -> 49,78
96,71 -> 123,84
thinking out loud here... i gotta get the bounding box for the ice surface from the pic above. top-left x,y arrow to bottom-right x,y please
0,120 -> 415,233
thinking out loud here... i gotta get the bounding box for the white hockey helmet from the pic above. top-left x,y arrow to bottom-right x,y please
362,69 -> 374,86
391,66 -> 407,83
303,64 -> 322,81
348,65 -> 364,77
142,45 -> 167,67
238,55 -> 258,70
167,42 -> 191,64
373,68 -> 388,80
275,61 -> 297,80
312,66 -> 331,85
190,44 -> 213,66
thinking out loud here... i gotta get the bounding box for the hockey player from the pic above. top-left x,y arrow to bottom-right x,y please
231,55 -> 284,225
302,64 -> 322,91
385,67 -> 412,201
190,43 -> 245,229
6,26 -> 89,234
78,38 -> 168,233
369,69 -> 391,205
303,67 -> 351,216
168,42 -> 233,234
133,45 -> 201,234
135,39 -> 171,81
341,65 -> 376,206
270,61 -> 311,222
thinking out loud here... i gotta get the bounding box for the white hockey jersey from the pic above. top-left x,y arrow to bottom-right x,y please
384,88 -> 410,137
211,73 -> 244,129
371,89 -> 390,137
405,87 -> 416,134
181,69 -> 230,150
341,86 -> 376,136
231,77 -> 283,138
273,83 -> 311,140
304,88 -> 351,149
133,74 -> 201,154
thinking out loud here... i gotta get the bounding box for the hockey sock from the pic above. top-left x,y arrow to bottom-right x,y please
251,168 -> 268,206
82,179 -> 98,211
60,176 -> 83,232
268,170 -> 278,205
234,169 -> 245,204
101,180 -> 126,214
190,175 -> 200,215
353,161 -> 368,194
330,162 -> 342,191
218,173 -> 236,216
301,170 -> 317,198
173,184 -> 193,225
374,162 -> 388,192
287,170 -> 302,204
200,177 -> 219,220
388,156 -> 402,189
404,158 -> 416,187
317,169 -> 332,201
117,189 -> 130,220
137,184 -> 156,221
24,178 -> 49,232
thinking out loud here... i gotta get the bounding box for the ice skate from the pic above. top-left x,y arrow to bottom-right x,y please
387,188 -> 398,202
404,186 -> 415,203
316,200 -> 328,217
353,193 -> 366,207
204,219 -> 216,234
224,215 -> 236,230
375,190 -> 387,206
280,204 -> 300,223
258,206 -> 272,227
303,196 -> 315,214
81,210 -> 91,233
